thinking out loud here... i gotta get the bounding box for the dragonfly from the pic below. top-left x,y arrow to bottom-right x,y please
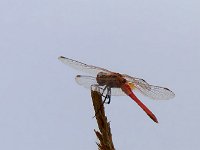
58,56 -> 175,123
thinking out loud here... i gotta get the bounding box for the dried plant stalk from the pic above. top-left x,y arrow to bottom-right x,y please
91,90 -> 115,150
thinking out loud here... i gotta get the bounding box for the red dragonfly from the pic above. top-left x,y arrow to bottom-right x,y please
58,56 -> 175,123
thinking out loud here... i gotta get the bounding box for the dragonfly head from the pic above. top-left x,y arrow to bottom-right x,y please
97,72 -> 108,77
96,72 -> 108,86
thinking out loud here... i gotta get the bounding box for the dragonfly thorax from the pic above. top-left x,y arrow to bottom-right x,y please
96,72 -> 126,88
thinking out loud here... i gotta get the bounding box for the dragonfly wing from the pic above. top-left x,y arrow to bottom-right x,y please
123,74 -> 175,100
58,56 -> 111,76
122,74 -> 151,90
92,86 -> 126,96
75,75 -> 126,96
135,84 -> 175,100
75,75 -> 98,89
110,88 -> 126,96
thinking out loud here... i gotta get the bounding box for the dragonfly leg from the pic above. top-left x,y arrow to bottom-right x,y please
91,85 -> 111,104
101,86 -> 111,104
91,85 -> 108,100
105,87 -> 111,104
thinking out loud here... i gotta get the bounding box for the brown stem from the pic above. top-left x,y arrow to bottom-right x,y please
91,90 -> 115,150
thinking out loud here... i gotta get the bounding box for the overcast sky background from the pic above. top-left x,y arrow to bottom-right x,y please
0,0 -> 200,150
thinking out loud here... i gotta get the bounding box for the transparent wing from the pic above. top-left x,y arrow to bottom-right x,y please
75,75 -> 126,96
75,75 -> 98,89
135,85 -> 175,100
110,88 -> 126,96
123,74 -> 175,100
93,86 -> 126,96
58,56 -> 111,76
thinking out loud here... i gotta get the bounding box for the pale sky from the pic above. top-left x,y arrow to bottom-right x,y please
0,0 -> 200,150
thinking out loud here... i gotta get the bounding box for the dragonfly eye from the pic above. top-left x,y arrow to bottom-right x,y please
97,72 -> 107,77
